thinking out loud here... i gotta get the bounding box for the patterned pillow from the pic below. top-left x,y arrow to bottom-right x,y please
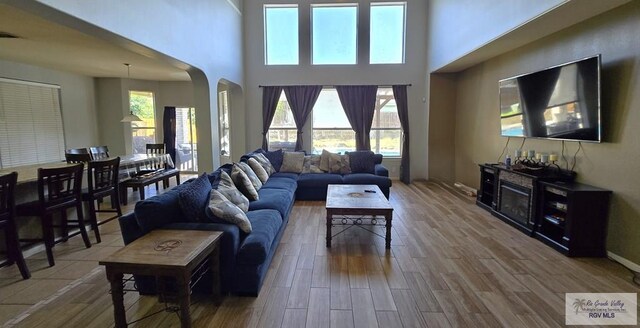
236,162 -> 262,191
280,151 -> 305,173
328,153 -> 351,174
302,155 -> 324,174
319,149 -> 331,172
216,171 -> 249,212
248,158 -> 269,183
207,189 -> 252,233
252,153 -> 276,176
178,173 -> 212,222
231,164 -> 259,201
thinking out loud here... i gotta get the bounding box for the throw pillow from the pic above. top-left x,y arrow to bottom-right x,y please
319,149 -> 331,172
252,153 -> 276,176
347,150 -> 376,174
178,173 -> 212,221
280,151 -> 305,173
231,164 -> 259,201
216,171 -> 249,212
328,153 -> 351,175
248,158 -> 269,183
236,162 -> 262,191
302,155 -> 324,174
207,189 -> 252,233
264,149 -> 284,172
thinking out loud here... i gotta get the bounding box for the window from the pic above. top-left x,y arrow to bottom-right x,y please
370,88 -> 402,156
218,91 -> 230,157
311,89 -> 355,154
264,5 -> 299,65
0,78 -> 65,168
129,91 -> 156,154
176,107 -> 197,172
370,2 -> 406,64
268,92 -> 297,151
312,4 -> 358,65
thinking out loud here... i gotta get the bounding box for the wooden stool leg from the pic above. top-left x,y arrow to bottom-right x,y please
87,199 -> 101,243
113,190 -> 123,217
75,204 -> 92,248
7,220 -> 30,279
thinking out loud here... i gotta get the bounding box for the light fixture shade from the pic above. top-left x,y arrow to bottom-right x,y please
121,111 -> 143,122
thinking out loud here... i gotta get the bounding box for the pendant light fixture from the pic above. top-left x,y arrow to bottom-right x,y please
120,63 -> 143,122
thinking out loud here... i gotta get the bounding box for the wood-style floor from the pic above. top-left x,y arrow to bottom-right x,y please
1,180 -> 638,327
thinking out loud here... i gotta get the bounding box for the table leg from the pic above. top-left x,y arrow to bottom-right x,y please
211,246 -> 220,299
385,211 -> 392,249
177,273 -> 192,328
326,212 -> 332,248
106,270 -> 127,328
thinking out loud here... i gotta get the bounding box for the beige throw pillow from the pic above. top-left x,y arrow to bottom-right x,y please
236,162 -> 262,191
248,158 -> 269,183
319,149 -> 331,172
207,190 -> 252,233
280,151 -> 305,173
216,171 -> 249,212
231,164 -> 259,201
302,155 -> 324,174
328,153 -> 351,174
252,153 -> 276,175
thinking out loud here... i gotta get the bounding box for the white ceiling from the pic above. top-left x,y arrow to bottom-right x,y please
0,4 -> 191,81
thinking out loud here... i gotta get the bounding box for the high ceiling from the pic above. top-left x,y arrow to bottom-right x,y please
0,4 -> 191,81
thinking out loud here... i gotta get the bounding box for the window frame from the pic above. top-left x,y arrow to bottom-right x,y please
370,88 -> 402,157
369,1 -> 407,65
311,3 -> 359,66
129,90 -> 157,154
264,4 -> 300,66
267,91 -> 297,151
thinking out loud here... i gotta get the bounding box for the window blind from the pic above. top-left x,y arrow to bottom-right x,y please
0,78 -> 65,169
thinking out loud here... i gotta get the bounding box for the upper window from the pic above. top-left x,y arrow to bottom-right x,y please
370,88 -> 402,156
312,4 -> 358,65
264,5 -> 299,65
268,92 -> 297,151
129,91 -> 156,154
370,2 -> 406,64
311,89 -> 355,154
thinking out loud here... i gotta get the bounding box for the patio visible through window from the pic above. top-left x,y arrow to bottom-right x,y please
129,90 -> 156,154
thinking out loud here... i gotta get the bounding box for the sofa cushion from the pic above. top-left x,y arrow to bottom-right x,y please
264,149 -> 284,172
231,164 -> 259,201
297,173 -> 343,189
236,209 -> 282,265
134,189 -> 183,233
248,158 -> 269,183
215,171 -> 249,212
328,153 -> 351,174
347,151 -> 376,174
207,190 -> 252,233
261,177 -> 298,193
302,155 -> 323,174
178,173 -> 212,222
251,153 -> 276,176
342,173 -> 392,188
270,172 -> 299,180
280,151 -> 304,173
249,188 -> 294,218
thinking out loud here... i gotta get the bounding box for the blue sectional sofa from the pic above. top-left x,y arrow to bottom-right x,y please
118,150 -> 391,296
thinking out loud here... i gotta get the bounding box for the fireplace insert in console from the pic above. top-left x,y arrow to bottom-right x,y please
498,182 -> 532,227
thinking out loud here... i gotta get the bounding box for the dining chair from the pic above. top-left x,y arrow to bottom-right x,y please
16,163 -> 91,267
65,148 -> 92,156
82,157 -> 121,243
65,153 -> 92,164
0,172 -> 30,279
90,146 -> 110,160
145,143 -> 166,190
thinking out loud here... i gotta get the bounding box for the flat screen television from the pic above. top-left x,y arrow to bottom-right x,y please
499,55 -> 601,142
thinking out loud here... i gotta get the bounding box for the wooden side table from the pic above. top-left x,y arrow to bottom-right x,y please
99,230 -> 222,328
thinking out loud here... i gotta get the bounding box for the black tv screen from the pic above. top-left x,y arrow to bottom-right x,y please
499,55 -> 601,142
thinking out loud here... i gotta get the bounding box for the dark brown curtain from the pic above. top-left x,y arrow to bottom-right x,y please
163,106 -> 176,164
336,85 -> 378,150
283,85 -> 322,151
392,85 -> 410,184
261,86 -> 283,150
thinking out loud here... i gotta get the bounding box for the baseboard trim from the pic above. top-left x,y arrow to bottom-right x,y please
607,251 -> 640,285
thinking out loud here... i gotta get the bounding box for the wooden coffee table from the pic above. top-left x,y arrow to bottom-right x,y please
99,230 -> 222,328
326,184 -> 393,248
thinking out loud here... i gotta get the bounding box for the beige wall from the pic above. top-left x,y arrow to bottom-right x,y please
449,2 -> 640,264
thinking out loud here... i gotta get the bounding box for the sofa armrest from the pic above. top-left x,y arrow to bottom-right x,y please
375,164 -> 389,177
118,213 -> 145,245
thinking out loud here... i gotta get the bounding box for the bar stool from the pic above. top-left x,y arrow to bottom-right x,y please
0,172 -> 30,279
16,164 -> 91,267
82,157 -> 122,243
